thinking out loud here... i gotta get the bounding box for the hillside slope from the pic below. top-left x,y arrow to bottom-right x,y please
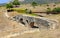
21,0 -> 60,4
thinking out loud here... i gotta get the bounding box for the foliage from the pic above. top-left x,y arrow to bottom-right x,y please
47,8 -> 51,12
46,4 -> 49,6
12,8 -> 37,16
12,0 -> 20,5
6,0 -> 20,9
31,1 -> 37,8
52,7 -> 60,12
46,8 -> 52,14
25,9 -> 32,14
6,3 -> 13,9
46,7 -> 60,14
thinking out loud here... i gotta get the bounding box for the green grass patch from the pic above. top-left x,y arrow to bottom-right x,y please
28,13 -> 37,16
12,8 -> 37,16
12,8 -> 26,13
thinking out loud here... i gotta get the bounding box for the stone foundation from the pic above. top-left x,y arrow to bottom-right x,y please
12,14 -> 58,30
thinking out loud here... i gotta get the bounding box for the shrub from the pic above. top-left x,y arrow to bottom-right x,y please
12,0 -> 20,5
47,8 -> 51,12
6,3 -> 13,9
52,7 -> 60,13
46,7 -> 60,14
46,8 -> 52,14
31,1 -> 37,8
46,4 -> 49,6
25,9 -> 32,14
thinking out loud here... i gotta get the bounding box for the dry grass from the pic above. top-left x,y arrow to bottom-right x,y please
0,12 -> 28,37
18,4 -> 60,12
6,4 -> 60,38
0,4 -> 60,38
8,11 -> 60,38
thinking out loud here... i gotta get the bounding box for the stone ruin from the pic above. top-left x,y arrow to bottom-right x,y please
12,14 -> 58,30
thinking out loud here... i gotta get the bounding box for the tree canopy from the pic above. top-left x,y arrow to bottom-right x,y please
6,3 -> 13,8
12,0 -> 20,5
6,0 -> 20,8
31,1 -> 37,7
52,7 -> 60,12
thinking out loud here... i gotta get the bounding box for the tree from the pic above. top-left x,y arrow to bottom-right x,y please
31,1 -> 37,8
6,3 -> 14,12
6,3 -> 13,9
52,7 -> 60,13
12,0 -> 20,5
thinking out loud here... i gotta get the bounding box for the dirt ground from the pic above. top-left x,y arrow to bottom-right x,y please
9,13 -> 60,38
0,4 -> 60,38
9,14 -> 60,38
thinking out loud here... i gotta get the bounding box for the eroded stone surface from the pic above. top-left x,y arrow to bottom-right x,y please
12,14 -> 58,30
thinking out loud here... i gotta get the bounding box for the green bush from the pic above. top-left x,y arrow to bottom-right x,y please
6,3 -> 13,9
46,8 -> 52,14
47,8 -> 51,12
52,7 -> 60,12
12,0 -> 20,5
46,7 -> 60,14
25,9 -> 32,14
31,1 -> 37,8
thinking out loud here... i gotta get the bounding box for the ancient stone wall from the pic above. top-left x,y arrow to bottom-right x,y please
12,14 -> 58,30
